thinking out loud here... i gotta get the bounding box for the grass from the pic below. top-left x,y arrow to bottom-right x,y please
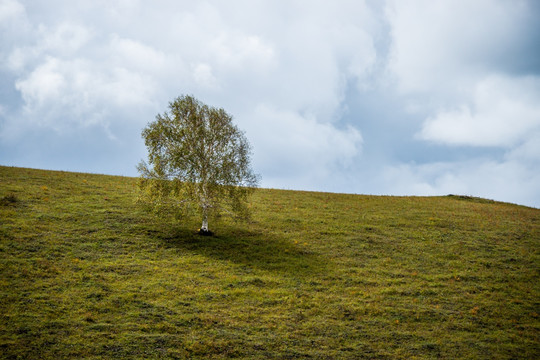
0,165 -> 538,359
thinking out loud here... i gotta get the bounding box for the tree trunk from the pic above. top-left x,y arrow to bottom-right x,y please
201,206 -> 209,232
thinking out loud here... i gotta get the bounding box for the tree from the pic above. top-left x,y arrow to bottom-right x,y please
137,95 -> 259,234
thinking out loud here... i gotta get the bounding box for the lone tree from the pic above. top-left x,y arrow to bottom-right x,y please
137,95 -> 259,235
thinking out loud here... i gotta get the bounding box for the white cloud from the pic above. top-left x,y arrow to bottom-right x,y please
192,63 -> 219,90
14,56 -> 154,133
39,22 -> 92,55
109,35 -> 168,72
4,22 -> 92,73
15,56 -> 65,109
6,47 -> 32,71
5,22 -> 167,135
0,0 -> 31,69
386,0 -> 531,93
380,159 -> 540,208
419,75 -> 540,147
209,33 -> 276,71
6,0 -> 378,123
153,1 -> 379,128
248,104 -> 363,190
381,1 -> 540,207
0,0 -> 24,23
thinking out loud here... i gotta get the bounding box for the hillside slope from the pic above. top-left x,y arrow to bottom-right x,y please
1,166 -> 539,359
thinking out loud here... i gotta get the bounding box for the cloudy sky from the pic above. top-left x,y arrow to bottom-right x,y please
1,0 -> 540,208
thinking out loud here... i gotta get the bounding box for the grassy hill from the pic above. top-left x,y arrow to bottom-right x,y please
1,165 -> 538,359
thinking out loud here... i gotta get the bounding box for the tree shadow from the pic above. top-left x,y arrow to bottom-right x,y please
152,224 -> 328,278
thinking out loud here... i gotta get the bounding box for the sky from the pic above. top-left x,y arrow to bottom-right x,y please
1,0 -> 540,208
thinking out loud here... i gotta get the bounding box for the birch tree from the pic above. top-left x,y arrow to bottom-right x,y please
137,95 -> 259,234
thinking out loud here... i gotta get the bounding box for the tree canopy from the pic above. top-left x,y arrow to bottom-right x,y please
137,95 -> 259,234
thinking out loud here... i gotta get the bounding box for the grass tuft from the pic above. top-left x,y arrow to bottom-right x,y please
0,193 -> 18,206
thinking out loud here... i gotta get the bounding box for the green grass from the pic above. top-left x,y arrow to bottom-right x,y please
1,165 -> 538,359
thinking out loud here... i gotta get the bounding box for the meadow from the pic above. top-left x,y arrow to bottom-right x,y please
0,165 -> 538,359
